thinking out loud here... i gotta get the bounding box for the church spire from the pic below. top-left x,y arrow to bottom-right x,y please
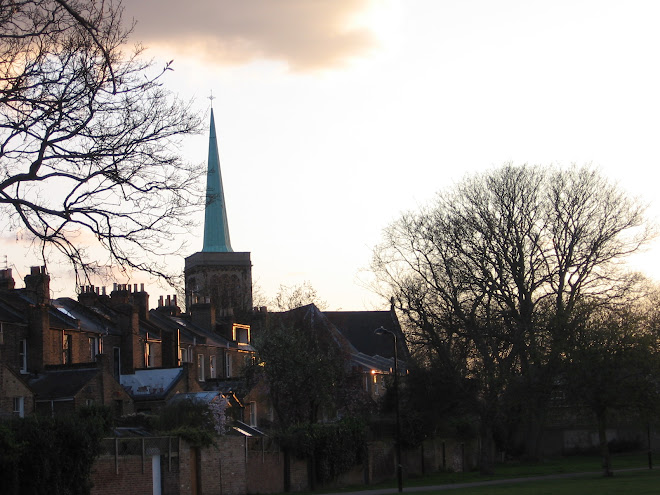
202,108 -> 233,252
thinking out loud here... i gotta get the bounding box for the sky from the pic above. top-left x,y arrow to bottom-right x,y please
6,0 -> 660,311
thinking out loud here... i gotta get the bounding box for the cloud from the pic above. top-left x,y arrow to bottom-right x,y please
123,0 -> 379,71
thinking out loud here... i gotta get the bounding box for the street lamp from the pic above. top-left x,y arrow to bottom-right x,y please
374,326 -> 403,493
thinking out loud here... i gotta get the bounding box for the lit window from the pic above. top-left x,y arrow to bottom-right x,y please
145,342 -> 153,368
232,324 -> 250,344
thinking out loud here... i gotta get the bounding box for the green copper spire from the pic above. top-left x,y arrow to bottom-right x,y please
202,108 -> 233,252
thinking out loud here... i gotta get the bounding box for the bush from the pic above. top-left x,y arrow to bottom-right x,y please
0,407 -> 110,495
155,398 -> 227,447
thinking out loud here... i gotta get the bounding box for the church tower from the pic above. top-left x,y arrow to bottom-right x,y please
184,108 -> 252,326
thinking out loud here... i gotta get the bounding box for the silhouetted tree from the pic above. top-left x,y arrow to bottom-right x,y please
248,305 -> 351,427
563,301 -> 660,476
272,281 -> 328,311
371,164 -> 653,471
1,0 -> 202,284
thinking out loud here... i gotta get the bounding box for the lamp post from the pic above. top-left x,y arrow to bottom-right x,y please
375,326 -> 403,492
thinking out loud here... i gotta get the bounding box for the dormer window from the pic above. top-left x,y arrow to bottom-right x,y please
232,324 -> 250,345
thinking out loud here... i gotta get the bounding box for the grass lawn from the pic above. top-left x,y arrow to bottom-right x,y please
424,469 -> 660,494
311,452 -> 658,494
400,452 -> 652,487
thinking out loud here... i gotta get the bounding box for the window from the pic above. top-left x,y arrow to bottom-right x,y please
0,322 -> 4,345
85,399 -> 94,407
89,336 -> 100,362
19,339 -> 27,373
248,401 -> 257,427
113,347 -> 121,379
209,355 -> 217,379
13,397 -> 24,418
145,342 -> 153,368
179,346 -> 193,364
179,346 -> 191,364
197,354 -> 205,381
62,334 -> 72,364
373,374 -> 380,396
232,324 -> 250,344
225,351 -> 232,378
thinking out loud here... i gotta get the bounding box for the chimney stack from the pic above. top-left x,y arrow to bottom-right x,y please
24,266 -> 50,305
0,268 -> 15,291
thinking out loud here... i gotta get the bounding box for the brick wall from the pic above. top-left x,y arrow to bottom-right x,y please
91,437 -> 180,495
0,365 -> 33,417
90,435 -> 479,495
247,451 -> 284,494
217,436 -> 247,495
91,455 -> 156,495
91,436 -> 251,495
1,322 -> 28,372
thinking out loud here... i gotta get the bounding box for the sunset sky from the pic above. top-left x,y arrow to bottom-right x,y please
7,0 -> 660,310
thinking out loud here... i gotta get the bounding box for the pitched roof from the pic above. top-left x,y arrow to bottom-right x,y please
324,310 -> 409,361
29,368 -> 99,400
120,368 -> 183,399
271,305 -> 409,373
149,310 -> 232,348
53,297 -> 118,335
0,290 -> 76,330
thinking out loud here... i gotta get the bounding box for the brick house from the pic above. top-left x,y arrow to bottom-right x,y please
0,267 -> 134,417
0,266 -> 258,419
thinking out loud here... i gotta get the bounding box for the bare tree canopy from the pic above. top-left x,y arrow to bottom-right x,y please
371,163 -> 655,468
0,0 -> 203,283
272,281 -> 327,311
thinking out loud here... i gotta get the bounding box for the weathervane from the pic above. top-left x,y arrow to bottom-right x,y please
208,90 -> 216,108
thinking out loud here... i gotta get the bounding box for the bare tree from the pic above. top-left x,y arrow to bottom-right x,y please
272,281 -> 327,311
0,0 -> 203,284
562,299 -> 660,476
371,164 -> 653,470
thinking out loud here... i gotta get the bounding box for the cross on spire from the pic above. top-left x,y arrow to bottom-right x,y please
208,90 -> 216,108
